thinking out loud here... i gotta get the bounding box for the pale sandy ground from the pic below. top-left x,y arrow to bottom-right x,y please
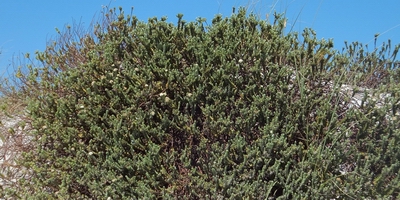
0,114 -> 33,195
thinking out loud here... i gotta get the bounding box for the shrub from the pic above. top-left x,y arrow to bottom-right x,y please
4,6 -> 400,199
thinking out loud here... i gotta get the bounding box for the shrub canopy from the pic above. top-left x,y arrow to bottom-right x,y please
4,7 -> 400,199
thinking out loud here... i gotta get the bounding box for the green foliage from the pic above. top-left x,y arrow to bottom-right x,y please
6,7 -> 400,199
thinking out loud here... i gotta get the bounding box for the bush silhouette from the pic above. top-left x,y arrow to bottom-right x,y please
3,6 -> 400,199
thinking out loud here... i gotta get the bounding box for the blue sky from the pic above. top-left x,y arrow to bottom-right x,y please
1,0 -> 400,77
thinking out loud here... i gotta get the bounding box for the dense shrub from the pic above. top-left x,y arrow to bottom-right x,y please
5,7 -> 400,199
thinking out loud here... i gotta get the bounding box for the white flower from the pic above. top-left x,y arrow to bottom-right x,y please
88,152 -> 94,156
159,92 -> 167,97
238,59 -> 243,63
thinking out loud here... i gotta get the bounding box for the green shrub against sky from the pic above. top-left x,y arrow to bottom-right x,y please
2,6 -> 400,199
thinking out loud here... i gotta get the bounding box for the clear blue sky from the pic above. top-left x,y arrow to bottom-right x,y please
1,0 -> 400,77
